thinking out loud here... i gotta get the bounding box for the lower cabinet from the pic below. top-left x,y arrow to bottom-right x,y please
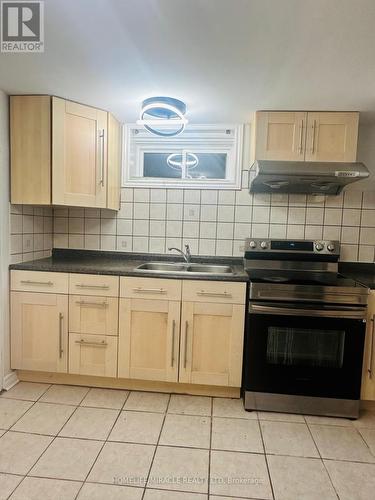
10,271 -> 247,390
118,278 -> 246,387
69,295 -> 118,335
179,301 -> 245,387
118,298 -> 181,382
11,291 -> 68,373
69,333 -> 118,377
361,290 -> 375,400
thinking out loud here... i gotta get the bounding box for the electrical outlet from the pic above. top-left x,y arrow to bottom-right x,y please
121,241 -> 127,248
24,236 -> 32,249
189,208 -> 196,217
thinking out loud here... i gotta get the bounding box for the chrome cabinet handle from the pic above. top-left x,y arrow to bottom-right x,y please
368,314 -> 375,379
171,319 -> 176,367
75,300 -> 108,308
249,303 -> 366,319
75,283 -> 110,290
59,313 -> 64,359
132,287 -> 167,294
184,321 -> 188,369
99,128 -> 105,186
75,339 -> 108,347
298,120 -> 304,154
21,280 -> 53,286
197,291 -> 232,298
310,119 -> 316,154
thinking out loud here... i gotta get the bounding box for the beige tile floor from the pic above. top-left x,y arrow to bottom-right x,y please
0,382 -> 375,499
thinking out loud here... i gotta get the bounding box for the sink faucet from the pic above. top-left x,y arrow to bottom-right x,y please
168,244 -> 192,263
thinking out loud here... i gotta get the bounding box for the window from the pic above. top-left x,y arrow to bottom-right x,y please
122,124 -> 244,189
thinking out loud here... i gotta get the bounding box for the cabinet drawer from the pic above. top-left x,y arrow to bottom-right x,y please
69,296 -> 118,336
69,274 -> 119,297
182,280 -> 246,304
69,333 -> 118,378
11,270 -> 69,294
120,277 -> 182,301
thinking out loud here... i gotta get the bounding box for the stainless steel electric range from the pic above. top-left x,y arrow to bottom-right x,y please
243,238 -> 369,418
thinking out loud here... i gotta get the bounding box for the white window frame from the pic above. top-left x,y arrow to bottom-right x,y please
122,124 -> 244,189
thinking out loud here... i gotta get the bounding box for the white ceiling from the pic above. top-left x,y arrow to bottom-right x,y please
1,0 -> 375,124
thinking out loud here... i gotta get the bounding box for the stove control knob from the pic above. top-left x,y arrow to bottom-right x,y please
327,243 -> 335,252
315,242 -> 324,251
260,241 -> 268,249
249,240 -> 257,249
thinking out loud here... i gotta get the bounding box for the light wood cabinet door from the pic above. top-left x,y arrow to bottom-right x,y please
52,97 -> 108,207
11,292 -> 68,373
118,298 -> 180,382
304,112 -> 359,162
107,113 -> 122,210
255,111 -> 307,161
361,291 -> 375,400
179,301 -> 245,387
10,95 -> 52,205
69,296 -> 118,336
69,333 -> 118,377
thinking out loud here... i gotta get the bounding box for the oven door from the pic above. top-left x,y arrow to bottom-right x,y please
245,302 -> 366,399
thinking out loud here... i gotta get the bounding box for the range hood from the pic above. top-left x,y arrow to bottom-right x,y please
249,160 -> 370,195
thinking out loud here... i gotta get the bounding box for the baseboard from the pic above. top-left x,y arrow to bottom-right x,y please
3,371 -> 19,391
17,370 -> 241,398
360,399 -> 375,410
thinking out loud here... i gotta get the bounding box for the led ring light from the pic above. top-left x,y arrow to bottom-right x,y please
137,96 -> 188,137
166,153 -> 199,170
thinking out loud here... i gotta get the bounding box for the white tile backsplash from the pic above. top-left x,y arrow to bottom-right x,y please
342,209 -> 361,226
10,204 -> 53,262
324,208 -> 342,226
9,178 -> 374,262
51,185 -> 374,261
306,207 -> 324,225
288,207 -> 306,225
270,206 -> 288,224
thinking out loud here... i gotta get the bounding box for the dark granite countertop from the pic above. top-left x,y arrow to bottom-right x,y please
9,249 -> 248,282
339,262 -> 375,290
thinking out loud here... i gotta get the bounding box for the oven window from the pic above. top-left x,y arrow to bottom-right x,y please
266,327 -> 345,368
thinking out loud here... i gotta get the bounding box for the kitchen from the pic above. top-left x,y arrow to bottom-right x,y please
1,1 -> 375,499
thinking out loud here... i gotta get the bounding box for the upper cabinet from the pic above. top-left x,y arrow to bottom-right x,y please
10,95 -> 121,209
304,112 -> 359,162
52,98 -> 108,208
255,112 -> 306,161
254,111 -> 359,163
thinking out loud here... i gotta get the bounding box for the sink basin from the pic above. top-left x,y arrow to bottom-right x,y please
187,264 -> 234,274
135,262 -> 188,272
135,262 -> 234,275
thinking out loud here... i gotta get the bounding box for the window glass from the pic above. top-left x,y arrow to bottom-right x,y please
123,125 -> 244,189
143,152 -> 227,180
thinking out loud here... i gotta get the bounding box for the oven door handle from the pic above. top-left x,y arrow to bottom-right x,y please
249,303 -> 367,319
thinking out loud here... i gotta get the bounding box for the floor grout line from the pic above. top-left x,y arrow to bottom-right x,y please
72,389 -> 131,500
207,396 -> 213,497
258,417 -> 276,500
305,415 -> 340,499
141,393 -> 171,500
3,384 -> 375,499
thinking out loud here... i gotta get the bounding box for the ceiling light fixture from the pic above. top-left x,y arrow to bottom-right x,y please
136,96 -> 188,137
167,152 -> 199,170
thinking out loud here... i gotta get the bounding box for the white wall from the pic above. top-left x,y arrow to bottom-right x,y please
355,123 -> 375,191
0,89 -> 10,384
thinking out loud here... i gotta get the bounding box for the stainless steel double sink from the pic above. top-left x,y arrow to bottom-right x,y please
135,262 -> 234,275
